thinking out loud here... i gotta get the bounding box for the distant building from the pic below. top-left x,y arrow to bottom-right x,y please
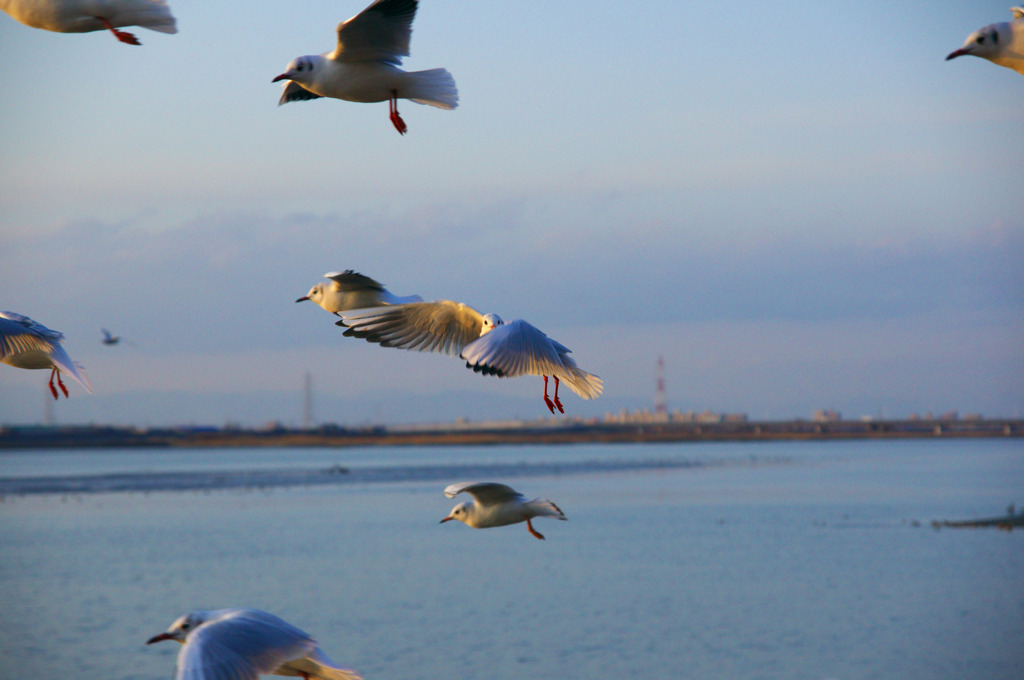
812,409 -> 842,422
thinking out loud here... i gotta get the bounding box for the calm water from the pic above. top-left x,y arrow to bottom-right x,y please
0,439 -> 1021,680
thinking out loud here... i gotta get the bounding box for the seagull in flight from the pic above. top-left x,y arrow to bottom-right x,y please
946,7 -> 1024,75
441,482 -> 568,540
273,0 -> 458,134
337,300 -> 602,414
0,311 -> 91,399
146,608 -> 364,680
0,0 -> 176,45
297,270 -> 422,316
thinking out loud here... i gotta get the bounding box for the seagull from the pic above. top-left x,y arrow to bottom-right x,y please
146,608 -> 364,680
297,270 -> 422,316
0,311 -> 91,399
946,7 -> 1024,75
272,0 -> 458,134
0,0 -> 176,45
441,482 -> 567,540
101,328 -> 121,345
337,301 -> 603,414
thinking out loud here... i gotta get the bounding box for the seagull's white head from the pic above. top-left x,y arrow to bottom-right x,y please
480,313 -> 504,336
947,24 -> 1004,61
296,282 -> 326,306
440,501 -> 472,525
146,611 -> 207,645
272,55 -> 323,86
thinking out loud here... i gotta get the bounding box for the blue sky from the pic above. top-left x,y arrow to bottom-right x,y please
1,0 -> 1022,426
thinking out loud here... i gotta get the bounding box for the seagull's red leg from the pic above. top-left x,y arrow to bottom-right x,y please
552,376 -> 564,414
47,368 -> 60,400
526,517 -> 546,540
389,90 -> 408,135
542,375 -> 556,414
97,17 -> 141,45
55,370 -> 69,398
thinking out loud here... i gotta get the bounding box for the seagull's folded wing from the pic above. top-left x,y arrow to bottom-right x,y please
325,270 -> 387,293
333,0 -> 417,63
176,610 -> 316,680
338,301 -> 483,356
444,481 -> 523,506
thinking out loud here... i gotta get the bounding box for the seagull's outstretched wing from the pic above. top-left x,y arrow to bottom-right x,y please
176,609 -> 316,680
0,312 -> 91,393
338,301 -> 483,356
461,320 -> 603,399
0,314 -> 62,359
333,0 -> 417,64
444,482 -> 524,507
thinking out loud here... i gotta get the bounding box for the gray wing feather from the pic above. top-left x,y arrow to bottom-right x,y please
444,481 -> 524,506
333,0 -> 417,64
278,81 -> 323,106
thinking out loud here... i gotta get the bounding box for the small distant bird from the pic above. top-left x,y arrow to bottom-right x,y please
101,328 -> 121,345
273,0 -> 458,134
441,482 -> 567,540
946,7 -> 1024,75
0,311 -> 91,399
338,300 -> 602,414
147,608 -> 364,680
0,0 -> 177,45
297,270 -> 422,316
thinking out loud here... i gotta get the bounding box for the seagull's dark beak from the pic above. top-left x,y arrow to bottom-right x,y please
272,72 -> 292,83
295,296 -> 309,303
146,632 -> 174,645
440,516 -> 453,524
946,48 -> 969,61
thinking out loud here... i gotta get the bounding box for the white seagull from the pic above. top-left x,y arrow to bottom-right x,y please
0,0 -> 176,45
272,0 -> 458,135
0,311 -> 91,399
297,270 -> 422,316
946,7 -> 1024,75
441,481 -> 567,540
337,301 -> 603,414
146,608 -> 364,680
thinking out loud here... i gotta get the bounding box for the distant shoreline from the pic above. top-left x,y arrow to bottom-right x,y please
1,417 -> 1021,450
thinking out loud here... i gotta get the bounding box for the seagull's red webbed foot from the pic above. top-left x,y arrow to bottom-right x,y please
526,518 -> 545,540
542,375 -> 556,413
47,368 -> 60,400
98,18 -> 141,45
389,91 -> 407,135
552,376 -> 564,414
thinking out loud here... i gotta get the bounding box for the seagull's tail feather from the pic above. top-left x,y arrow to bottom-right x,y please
406,68 -> 459,110
529,498 -> 568,521
558,367 -> 603,400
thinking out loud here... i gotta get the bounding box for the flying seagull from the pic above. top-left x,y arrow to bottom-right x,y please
297,270 -> 422,316
946,7 -> 1024,75
440,481 -> 568,540
273,0 -> 457,134
0,311 -> 91,399
0,0 -> 176,45
147,608 -> 364,680
337,300 -> 602,414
